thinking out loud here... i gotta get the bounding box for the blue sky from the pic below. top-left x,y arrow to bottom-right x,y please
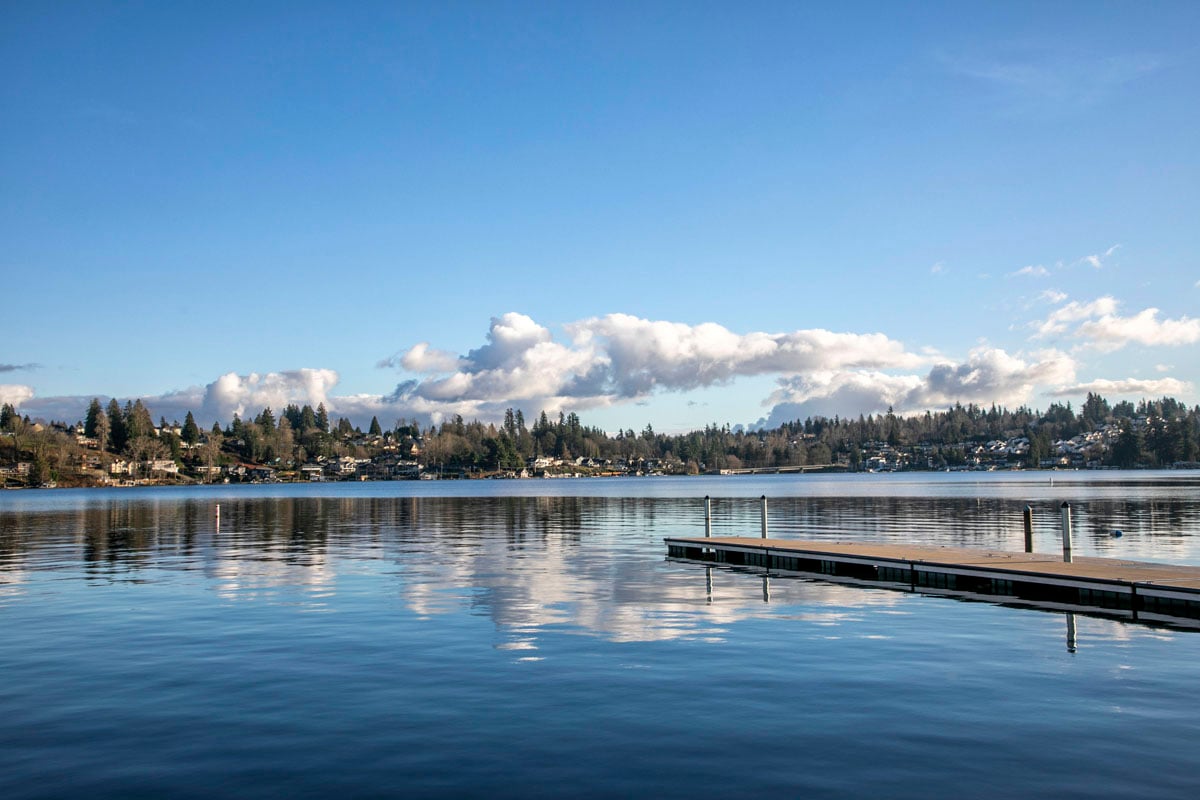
3,1 -> 1198,431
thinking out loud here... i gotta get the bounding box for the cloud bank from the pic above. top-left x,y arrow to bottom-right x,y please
383,312 -> 927,420
757,347 -> 1077,428
8,310 -> 1193,430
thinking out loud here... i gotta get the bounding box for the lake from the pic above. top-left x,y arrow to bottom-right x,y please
2,473 -> 1199,798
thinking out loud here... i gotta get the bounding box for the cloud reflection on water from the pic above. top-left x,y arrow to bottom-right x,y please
1,486 -> 1198,644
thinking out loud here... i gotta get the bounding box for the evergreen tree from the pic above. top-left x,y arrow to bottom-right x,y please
0,403 -> 16,431
107,399 -> 127,452
84,399 -> 105,438
369,416 -> 382,436
124,400 -> 155,446
181,411 -> 200,445
1111,421 -> 1142,468
1026,426 -> 1053,467
1146,417 -> 1182,466
315,403 -> 329,433
1081,392 -> 1111,428
1180,419 -> 1200,462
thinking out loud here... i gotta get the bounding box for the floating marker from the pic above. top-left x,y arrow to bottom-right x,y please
1060,502 -> 1073,564
1023,505 -> 1034,553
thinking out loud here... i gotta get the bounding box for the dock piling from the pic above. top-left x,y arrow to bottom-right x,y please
1060,502 -> 1073,563
704,496 -> 712,538
1023,505 -> 1034,553
760,495 -> 768,539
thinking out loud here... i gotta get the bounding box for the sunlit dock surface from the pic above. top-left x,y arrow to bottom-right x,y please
666,536 -> 1200,626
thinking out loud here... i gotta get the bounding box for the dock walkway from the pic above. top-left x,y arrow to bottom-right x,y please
665,536 -> 1200,622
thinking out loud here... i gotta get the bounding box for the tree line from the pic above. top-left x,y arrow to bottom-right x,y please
1,392 -> 1198,486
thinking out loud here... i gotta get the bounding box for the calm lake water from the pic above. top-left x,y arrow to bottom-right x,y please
2,473 -> 1199,798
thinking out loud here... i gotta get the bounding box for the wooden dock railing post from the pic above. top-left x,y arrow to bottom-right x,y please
1023,505 -> 1034,553
704,496 -> 712,538
1060,502 -> 1073,563
760,495 -> 768,539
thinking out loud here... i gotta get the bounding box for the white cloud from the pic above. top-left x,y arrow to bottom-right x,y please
382,312 -> 925,417
1080,244 -> 1119,270
1039,289 -> 1068,304
757,347 -> 1076,427
920,347 -> 1076,403
0,384 -> 35,408
930,262 -> 946,275
1155,364 -> 1173,373
397,343 -> 461,373
571,313 -> 923,392
1009,265 -> 1049,278
197,369 -> 339,421
16,302 -> 1191,432
1035,297 -> 1119,337
1076,308 -> 1200,351
1035,296 -> 1200,350
1050,377 -> 1194,398
14,370 -> 343,427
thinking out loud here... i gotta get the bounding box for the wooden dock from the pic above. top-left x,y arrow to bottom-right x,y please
665,536 -> 1200,624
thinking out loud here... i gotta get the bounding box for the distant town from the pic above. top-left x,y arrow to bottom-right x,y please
1,392 -> 1197,488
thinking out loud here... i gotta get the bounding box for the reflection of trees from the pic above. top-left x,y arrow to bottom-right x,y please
2,490 -> 1200,638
